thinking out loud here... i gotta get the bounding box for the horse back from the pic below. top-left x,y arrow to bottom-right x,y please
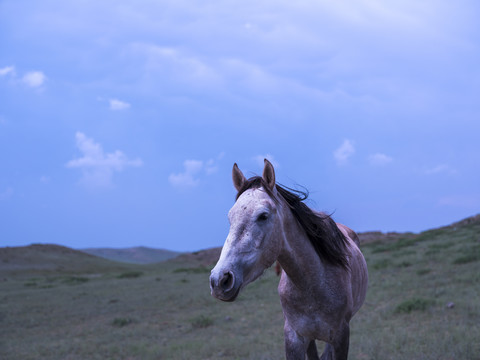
336,223 -> 361,246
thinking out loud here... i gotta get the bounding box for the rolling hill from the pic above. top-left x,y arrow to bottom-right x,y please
80,246 -> 181,264
0,244 -> 135,275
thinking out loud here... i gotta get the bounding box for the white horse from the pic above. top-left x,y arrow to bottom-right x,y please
210,160 -> 368,359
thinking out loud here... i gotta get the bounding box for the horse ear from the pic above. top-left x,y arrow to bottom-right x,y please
232,163 -> 246,192
262,159 -> 276,190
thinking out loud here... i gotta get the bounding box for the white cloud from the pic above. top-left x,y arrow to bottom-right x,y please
22,71 -> 46,88
184,159 -> 203,174
169,154 -> 224,189
130,43 -> 221,88
334,139 -> 355,166
368,153 -> 393,166
40,175 -> 50,184
66,132 -> 142,188
169,160 -> 203,189
425,164 -> 457,175
109,98 -> 131,111
0,66 -> 15,76
205,152 -> 226,175
205,159 -> 218,175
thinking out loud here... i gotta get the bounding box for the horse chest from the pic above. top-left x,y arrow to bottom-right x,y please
278,281 -> 343,341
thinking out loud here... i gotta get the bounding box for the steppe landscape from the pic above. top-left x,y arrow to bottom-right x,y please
1,215 -> 479,360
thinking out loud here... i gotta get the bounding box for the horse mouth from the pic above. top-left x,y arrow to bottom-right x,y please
217,286 -> 241,302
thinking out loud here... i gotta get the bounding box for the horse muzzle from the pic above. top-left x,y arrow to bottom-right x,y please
210,270 -> 241,302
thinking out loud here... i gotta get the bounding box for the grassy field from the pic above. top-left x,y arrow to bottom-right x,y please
1,216 -> 479,359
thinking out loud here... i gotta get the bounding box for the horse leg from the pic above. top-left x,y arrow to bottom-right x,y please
320,322 -> 350,360
284,321 -> 307,360
306,340 -> 320,360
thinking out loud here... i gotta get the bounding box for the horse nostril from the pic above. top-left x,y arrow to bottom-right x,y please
220,271 -> 234,292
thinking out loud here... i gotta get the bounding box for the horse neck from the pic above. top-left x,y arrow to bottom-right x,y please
276,202 -> 326,286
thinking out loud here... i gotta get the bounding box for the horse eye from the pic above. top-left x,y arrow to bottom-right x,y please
257,212 -> 269,222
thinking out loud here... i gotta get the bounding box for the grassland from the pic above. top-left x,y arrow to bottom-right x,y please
1,216 -> 479,359
80,247 -> 181,264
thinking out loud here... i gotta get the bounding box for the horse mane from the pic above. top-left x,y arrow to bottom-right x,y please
236,176 -> 349,269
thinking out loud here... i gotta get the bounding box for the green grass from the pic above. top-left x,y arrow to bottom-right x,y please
62,276 -> 90,284
1,218 -> 479,359
173,266 -> 211,274
395,298 -> 435,314
117,271 -> 144,278
190,315 -> 214,329
112,317 -> 134,327
452,253 -> 480,264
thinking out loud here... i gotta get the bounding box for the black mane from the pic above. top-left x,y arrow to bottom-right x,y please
236,176 -> 349,269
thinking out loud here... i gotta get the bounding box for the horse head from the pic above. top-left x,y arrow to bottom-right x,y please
210,159 -> 283,302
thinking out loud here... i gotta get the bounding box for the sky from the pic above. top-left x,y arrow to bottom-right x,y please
1,0 -> 479,252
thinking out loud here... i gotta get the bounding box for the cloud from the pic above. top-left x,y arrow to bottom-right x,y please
205,159 -> 218,175
22,71 -> 46,88
425,164 -> 457,175
130,43 -> 221,89
66,132 -> 142,188
0,66 -> 15,77
169,154 -> 224,189
169,160 -> 203,189
334,139 -> 355,166
368,153 -> 393,166
109,98 -> 131,111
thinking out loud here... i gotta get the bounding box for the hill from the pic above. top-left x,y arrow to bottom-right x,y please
80,246 -> 180,264
0,244 -> 135,275
171,247 -> 222,266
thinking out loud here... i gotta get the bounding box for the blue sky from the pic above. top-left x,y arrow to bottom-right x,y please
1,1 -> 479,251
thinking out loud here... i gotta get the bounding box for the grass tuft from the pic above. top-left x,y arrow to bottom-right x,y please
112,317 -> 134,327
117,271 -> 144,279
190,315 -> 214,329
453,252 -> 480,265
62,276 -> 89,285
416,268 -> 431,276
395,298 -> 434,314
372,259 -> 390,270
173,267 -> 210,274
370,237 -> 418,253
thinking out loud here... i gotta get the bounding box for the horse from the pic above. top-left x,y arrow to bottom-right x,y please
210,159 -> 368,360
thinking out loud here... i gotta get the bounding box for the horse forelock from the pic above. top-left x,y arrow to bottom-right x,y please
235,176 -> 350,269
235,176 -> 278,202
